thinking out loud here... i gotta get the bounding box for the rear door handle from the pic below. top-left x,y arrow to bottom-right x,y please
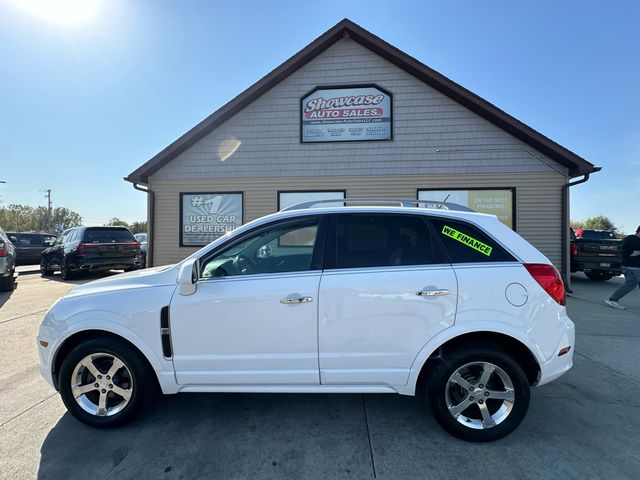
416,289 -> 450,297
280,296 -> 313,304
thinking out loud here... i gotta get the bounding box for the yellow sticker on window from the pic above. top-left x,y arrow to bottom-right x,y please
441,225 -> 493,256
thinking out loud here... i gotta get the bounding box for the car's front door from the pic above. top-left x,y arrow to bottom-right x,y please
170,215 -> 327,385
319,213 -> 458,386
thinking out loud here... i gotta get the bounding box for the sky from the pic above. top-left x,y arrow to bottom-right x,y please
0,0 -> 638,232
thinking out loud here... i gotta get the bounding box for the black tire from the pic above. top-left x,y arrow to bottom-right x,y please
40,260 -> 53,277
585,271 -> 613,281
60,260 -> 75,280
58,337 -> 156,427
425,344 -> 530,442
0,271 -> 15,292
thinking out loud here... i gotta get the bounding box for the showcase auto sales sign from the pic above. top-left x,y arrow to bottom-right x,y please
301,86 -> 392,142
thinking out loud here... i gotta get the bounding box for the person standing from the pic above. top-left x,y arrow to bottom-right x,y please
605,226 -> 640,310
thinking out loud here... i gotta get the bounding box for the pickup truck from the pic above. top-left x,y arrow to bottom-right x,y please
570,229 -> 623,280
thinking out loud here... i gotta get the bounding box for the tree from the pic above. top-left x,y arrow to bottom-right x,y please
571,215 -> 620,234
0,204 -> 82,232
129,220 -> 147,234
107,218 -> 130,228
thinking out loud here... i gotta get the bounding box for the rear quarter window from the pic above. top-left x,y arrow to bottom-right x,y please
430,218 -> 514,263
83,228 -> 135,243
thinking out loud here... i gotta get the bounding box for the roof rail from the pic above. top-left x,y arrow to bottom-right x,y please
280,198 -> 475,212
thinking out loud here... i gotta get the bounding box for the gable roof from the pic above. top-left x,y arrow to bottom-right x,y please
126,19 -> 597,184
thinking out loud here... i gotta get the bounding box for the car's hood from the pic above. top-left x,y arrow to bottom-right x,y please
65,264 -> 178,298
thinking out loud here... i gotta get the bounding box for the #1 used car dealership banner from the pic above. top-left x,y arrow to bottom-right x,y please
301,86 -> 392,142
180,193 -> 243,246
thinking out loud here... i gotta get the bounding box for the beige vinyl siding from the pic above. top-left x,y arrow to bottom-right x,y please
150,38 -> 568,181
149,172 -> 564,267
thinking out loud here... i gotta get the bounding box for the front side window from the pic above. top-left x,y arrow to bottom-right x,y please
332,214 -> 441,269
430,218 -> 514,263
201,218 -> 320,279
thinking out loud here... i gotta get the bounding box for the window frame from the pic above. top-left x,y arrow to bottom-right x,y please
324,212 -> 449,271
198,214 -> 329,281
417,187 -> 517,230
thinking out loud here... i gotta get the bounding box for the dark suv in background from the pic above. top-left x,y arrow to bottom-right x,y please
7,232 -> 57,265
40,226 -> 143,280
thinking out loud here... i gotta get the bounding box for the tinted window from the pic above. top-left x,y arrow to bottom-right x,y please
430,218 -> 514,263
333,214 -> 439,269
201,218 -> 320,278
82,228 -> 135,243
16,233 -> 43,247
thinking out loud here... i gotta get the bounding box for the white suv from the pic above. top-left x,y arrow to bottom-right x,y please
37,200 -> 574,442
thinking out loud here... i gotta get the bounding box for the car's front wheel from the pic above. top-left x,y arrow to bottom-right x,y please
425,345 -> 530,442
58,338 -> 154,427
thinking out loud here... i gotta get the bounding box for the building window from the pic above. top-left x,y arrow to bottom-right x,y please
278,191 -> 346,211
418,189 -> 516,229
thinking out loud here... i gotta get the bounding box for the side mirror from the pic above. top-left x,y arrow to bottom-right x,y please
178,258 -> 199,296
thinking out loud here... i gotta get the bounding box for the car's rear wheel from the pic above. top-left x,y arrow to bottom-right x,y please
425,345 -> 530,442
58,338 -> 154,427
60,260 -> 75,280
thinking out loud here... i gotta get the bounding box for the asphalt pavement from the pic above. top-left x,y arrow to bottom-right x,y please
1,267 -> 639,479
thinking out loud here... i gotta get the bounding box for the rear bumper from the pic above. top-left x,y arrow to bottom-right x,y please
69,256 -> 143,270
571,260 -> 622,274
537,318 -> 575,386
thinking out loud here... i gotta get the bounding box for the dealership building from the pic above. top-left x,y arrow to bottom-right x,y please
126,19 -> 598,280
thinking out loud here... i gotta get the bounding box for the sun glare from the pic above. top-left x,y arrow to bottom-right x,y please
10,0 -> 102,25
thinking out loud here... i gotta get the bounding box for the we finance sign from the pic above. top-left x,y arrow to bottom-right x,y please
301,85 -> 392,142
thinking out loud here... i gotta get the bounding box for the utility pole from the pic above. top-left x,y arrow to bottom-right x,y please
45,189 -> 52,231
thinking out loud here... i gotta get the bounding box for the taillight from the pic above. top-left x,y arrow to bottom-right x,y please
124,241 -> 141,254
524,263 -> 566,306
77,243 -> 100,250
570,244 -> 578,256
0,241 -> 6,257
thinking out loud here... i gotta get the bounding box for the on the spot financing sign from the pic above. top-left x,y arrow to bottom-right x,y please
180,193 -> 243,246
301,86 -> 392,142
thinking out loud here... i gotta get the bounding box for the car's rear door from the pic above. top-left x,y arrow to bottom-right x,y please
318,213 -> 458,386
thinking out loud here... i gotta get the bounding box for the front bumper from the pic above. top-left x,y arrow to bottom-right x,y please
537,318 -> 575,386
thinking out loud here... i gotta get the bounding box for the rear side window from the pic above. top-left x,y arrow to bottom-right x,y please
332,214 -> 443,269
430,218 -> 514,263
82,228 -> 135,243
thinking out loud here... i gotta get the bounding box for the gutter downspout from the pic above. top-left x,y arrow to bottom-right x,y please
132,182 -> 155,268
561,167 -> 601,293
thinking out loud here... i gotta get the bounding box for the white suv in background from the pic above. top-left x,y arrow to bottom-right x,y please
37,199 -> 574,442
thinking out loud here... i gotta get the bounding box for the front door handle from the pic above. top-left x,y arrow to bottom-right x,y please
280,296 -> 313,304
416,289 -> 450,297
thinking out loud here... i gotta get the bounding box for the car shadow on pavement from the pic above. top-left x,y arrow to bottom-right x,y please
0,289 -> 14,309
41,270 -> 123,285
37,392 -> 389,479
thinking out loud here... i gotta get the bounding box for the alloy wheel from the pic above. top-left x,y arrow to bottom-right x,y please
70,352 -> 134,417
445,361 -> 515,430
